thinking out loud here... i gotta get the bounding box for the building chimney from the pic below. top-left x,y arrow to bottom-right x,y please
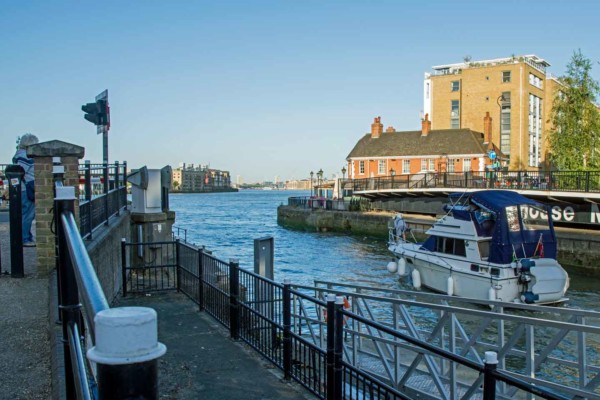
371,116 -> 383,138
421,113 -> 431,136
483,112 -> 492,144
386,126 -> 395,133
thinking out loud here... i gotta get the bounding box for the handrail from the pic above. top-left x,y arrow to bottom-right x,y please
67,322 -> 92,400
61,211 -> 109,335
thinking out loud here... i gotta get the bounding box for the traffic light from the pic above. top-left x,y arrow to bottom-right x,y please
82,102 -> 101,125
81,99 -> 109,126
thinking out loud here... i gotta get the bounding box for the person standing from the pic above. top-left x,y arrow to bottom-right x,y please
12,133 -> 39,247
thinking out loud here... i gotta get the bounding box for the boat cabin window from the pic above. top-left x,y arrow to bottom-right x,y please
520,205 -> 551,231
478,241 -> 490,260
506,206 -> 520,232
434,236 -> 466,257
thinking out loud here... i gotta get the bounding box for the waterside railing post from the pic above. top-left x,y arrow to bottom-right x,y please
121,238 -> 127,298
229,259 -> 240,340
334,296 -> 344,400
326,293 -> 336,400
55,185 -> 80,399
198,247 -> 205,311
483,351 -> 498,400
175,239 -> 181,293
282,279 -> 292,380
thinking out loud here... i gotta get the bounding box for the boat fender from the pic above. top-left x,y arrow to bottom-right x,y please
411,269 -> 421,289
488,287 -> 496,302
520,291 -> 539,304
387,261 -> 398,274
446,276 -> 454,296
398,257 -> 406,276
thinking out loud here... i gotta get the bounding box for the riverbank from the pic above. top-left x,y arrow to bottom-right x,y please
277,205 -> 600,277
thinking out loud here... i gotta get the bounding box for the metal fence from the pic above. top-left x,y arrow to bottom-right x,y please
78,161 -> 127,240
348,170 -> 600,193
121,240 -> 574,400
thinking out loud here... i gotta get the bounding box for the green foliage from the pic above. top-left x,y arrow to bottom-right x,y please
548,50 -> 600,170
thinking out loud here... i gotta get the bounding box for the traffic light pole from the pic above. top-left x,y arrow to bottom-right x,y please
103,131 -> 108,165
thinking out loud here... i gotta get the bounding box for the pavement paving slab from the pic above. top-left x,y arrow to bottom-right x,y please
115,291 -> 315,400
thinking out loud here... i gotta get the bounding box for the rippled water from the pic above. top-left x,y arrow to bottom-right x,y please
170,190 -> 600,312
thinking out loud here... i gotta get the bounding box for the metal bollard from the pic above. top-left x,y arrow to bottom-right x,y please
87,307 -> 166,399
483,351 -> 498,400
6,165 -> 25,278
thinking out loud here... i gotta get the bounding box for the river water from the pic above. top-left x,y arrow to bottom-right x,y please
170,190 -> 600,312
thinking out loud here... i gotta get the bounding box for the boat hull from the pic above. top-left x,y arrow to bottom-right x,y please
390,244 -> 568,304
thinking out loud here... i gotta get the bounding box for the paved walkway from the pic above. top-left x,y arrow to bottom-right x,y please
116,292 -> 314,400
0,210 -> 314,399
0,211 -> 51,400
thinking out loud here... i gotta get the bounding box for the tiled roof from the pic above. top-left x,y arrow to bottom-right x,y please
346,129 -> 490,159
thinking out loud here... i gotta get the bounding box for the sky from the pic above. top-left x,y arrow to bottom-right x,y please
2,1 -> 600,183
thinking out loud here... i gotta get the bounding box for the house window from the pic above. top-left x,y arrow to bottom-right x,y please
421,159 -> 427,171
501,92 -> 511,155
378,160 -> 386,175
451,81 -> 460,91
528,94 -> 542,167
463,158 -> 471,172
448,159 -> 456,173
451,100 -> 460,129
359,161 -> 365,175
402,160 -> 410,174
502,71 -> 511,83
429,159 -> 435,171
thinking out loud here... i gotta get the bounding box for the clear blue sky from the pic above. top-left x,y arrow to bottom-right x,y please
2,0 -> 599,183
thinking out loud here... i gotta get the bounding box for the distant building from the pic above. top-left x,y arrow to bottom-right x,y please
346,115 -> 502,179
172,163 -> 237,192
285,179 -> 311,190
424,55 -> 560,169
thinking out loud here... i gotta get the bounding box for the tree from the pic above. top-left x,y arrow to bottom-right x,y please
548,50 -> 600,170
172,180 -> 180,191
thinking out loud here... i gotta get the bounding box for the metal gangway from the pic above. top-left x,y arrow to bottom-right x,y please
288,280 -> 600,400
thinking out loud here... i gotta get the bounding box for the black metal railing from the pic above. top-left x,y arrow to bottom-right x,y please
348,170 -> 600,193
121,239 -> 568,400
78,161 -> 127,240
55,191 -> 108,399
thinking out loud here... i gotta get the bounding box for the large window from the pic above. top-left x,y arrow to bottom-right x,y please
451,100 -> 460,129
500,92 -> 511,155
528,94 -> 542,167
463,158 -> 471,172
421,159 -> 427,172
378,160 -> 386,175
502,71 -> 511,83
402,160 -> 410,174
359,161 -> 365,175
429,159 -> 435,171
451,81 -> 460,92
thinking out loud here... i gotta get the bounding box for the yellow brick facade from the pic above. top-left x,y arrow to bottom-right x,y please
426,56 -> 559,170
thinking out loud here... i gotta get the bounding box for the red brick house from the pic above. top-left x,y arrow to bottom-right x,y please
345,114 -> 502,179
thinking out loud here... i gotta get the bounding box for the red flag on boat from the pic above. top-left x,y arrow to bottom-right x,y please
535,234 -> 544,258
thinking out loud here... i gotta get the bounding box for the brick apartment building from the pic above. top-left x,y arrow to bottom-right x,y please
172,163 -> 234,192
424,54 -> 561,169
345,115 -> 501,180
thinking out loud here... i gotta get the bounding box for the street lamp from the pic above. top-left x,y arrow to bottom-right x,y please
317,169 -> 323,197
341,166 -> 347,180
340,166 -> 347,199
389,168 -> 396,176
310,171 -> 314,196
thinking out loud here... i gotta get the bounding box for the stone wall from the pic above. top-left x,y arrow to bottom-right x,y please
85,211 -> 130,304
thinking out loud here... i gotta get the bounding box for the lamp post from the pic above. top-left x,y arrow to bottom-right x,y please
310,171 -> 314,196
390,168 -> 395,189
340,166 -> 347,199
317,169 -> 323,197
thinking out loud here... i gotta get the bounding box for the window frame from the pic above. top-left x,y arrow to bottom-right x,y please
502,71 -> 511,83
359,161 -> 365,175
402,159 -> 410,174
451,80 -> 460,92
378,160 -> 386,175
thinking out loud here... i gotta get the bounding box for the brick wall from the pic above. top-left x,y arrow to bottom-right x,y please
28,140 -> 84,275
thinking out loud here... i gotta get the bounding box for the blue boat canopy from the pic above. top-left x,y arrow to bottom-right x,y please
430,190 -> 557,264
